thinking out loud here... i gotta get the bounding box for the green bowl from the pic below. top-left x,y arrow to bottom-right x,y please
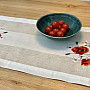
36,13 -> 82,39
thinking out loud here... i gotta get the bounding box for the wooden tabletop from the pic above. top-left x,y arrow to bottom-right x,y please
0,0 -> 90,90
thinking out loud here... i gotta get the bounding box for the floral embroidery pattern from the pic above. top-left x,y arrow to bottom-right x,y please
65,41 -> 90,66
71,46 -> 89,55
81,59 -> 90,66
0,27 -> 8,38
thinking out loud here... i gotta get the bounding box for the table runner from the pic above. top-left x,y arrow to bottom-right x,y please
0,15 -> 90,86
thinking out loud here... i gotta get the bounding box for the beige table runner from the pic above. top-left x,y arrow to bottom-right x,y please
0,16 -> 90,86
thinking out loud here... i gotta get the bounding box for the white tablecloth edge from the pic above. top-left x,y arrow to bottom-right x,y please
0,58 -> 89,86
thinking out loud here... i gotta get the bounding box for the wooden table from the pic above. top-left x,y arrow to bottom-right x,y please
0,0 -> 90,90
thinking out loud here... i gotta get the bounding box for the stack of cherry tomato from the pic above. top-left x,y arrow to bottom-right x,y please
45,20 -> 69,37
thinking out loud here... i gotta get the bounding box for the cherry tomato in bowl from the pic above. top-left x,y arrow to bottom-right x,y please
49,31 -> 56,37
53,29 -> 59,32
60,28 -> 67,34
57,31 -> 65,37
59,20 -> 64,26
62,24 -> 69,30
58,25 -> 61,29
49,25 -> 53,28
45,27 -> 52,34
52,21 -> 59,29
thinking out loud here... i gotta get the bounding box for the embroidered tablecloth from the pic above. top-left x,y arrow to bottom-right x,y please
0,16 -> 90,86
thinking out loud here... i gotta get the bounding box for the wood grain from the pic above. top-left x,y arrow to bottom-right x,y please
0,0 -> 90,90
0,67 -> 90,90
0,0 -> 90,27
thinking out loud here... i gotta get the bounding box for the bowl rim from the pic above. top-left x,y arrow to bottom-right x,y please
36,13 -> 82,39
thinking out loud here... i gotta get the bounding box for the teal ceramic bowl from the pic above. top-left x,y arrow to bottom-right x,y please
36,13 -> 82,39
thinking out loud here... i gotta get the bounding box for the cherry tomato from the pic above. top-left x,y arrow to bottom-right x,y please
53,29 -> 59,33
62,24 -> 69,30
59,20 -> 64,26
52,21 -> 59,29
49,25 -> 53,29
57,31 -> 64,37
58,25 -> 61,29
45,27 -> 52,34
60,28 -> 67,34
49,31 -> 56,37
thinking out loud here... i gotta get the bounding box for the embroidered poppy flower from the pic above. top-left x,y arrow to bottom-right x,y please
71,46 -> 89,55
81,59 -> 90,66
0,34 -> 1,37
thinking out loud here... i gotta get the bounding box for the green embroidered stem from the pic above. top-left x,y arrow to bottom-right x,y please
0,32 -> 8,34
79,55 -> 83,60
76,42 -> 78,45
65,53 -> 71,55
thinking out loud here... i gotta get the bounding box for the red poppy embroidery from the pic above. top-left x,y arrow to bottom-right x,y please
81,59 -> 90,66
0,34 -> 1,37
71,46 -> 89,55
65,41 -> 90,66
